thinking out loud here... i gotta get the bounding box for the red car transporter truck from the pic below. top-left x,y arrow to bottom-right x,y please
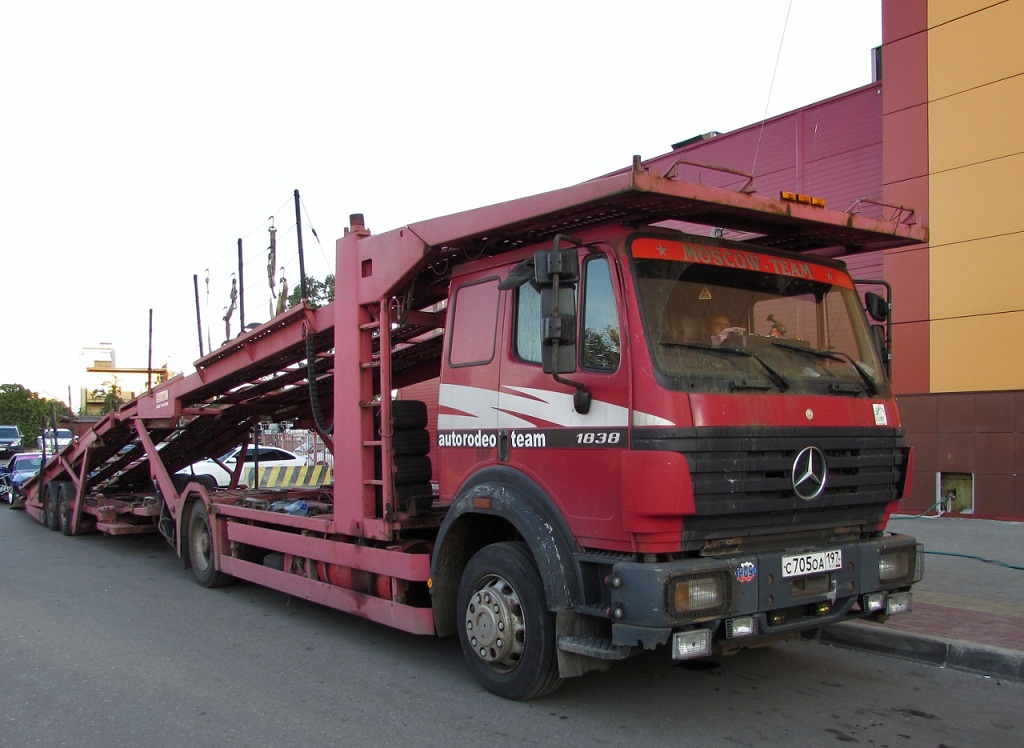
20,159 -> 926,699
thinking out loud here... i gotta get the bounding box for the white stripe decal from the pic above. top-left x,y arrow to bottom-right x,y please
438,384 -> 674,429
632,410 -> 675,427
437,384 -> 527,429
501,385 -> 627,428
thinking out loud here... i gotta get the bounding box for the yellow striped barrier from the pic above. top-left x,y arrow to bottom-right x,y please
243,465 -> 333,488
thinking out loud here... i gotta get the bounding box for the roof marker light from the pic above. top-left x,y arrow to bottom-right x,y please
780,191 -> 826,208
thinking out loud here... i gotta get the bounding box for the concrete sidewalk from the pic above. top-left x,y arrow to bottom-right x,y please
810,515 -> 1024,681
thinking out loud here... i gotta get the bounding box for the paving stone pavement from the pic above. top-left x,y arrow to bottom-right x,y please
813,515 -> 1024,681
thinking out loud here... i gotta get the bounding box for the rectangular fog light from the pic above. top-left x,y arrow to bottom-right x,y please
862,593 -> 885,612
672,629 -> 711,660
886,592 -> 912,615
879,548 -> 912,583
725,616 -> 757,638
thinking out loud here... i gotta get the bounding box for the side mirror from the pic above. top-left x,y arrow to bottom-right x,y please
540,287 -> 577,374
864,291 -> 889,322
534,248 -> 579,285
534,237 -> 590,413
870,324 -> 891,378
535,243 -> 580,376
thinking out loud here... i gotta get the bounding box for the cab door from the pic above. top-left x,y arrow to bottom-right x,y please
497,251 -> 631,548
436,275 -> 504,503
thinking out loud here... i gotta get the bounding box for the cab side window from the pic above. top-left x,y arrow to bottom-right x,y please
514,282 -> 543,364
514,255 -> 620,370
581,256 -> 620,370
449,277 -> 500,366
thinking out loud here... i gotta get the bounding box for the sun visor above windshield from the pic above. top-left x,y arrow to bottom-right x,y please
631,237 -> 854,289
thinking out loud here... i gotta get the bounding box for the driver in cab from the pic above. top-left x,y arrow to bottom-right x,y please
706,314 -> 744,346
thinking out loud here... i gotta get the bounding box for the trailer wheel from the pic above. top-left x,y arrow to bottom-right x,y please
193,474 -> 218,491
457,542 -> 562,700
188,502 -> 231,588
57,483 -> 75,536
44,482 -> 63,531
40,483 -> 55,526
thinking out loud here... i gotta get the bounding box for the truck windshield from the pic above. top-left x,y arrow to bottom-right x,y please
631,235 -> 887,396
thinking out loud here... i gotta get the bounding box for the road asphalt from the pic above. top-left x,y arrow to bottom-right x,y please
809,514 -> 1024,682
7,491 -> 1021,682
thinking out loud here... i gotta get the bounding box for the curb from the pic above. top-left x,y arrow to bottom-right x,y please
804,621 -> 1024,683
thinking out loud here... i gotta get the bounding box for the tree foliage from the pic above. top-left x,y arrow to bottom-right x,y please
583,327 -> 621,370
101,386 -> 125,414
286,274 -> 335,310
0,384 -> 73,443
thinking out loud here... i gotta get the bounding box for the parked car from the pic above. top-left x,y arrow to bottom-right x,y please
0,451 -> 43,504
0,425 -> 23,459
37,428 -> 74,452
176,445 -> 306,488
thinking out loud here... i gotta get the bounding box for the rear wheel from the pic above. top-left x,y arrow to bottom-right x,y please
457,542 -> 562,700
44,482 -> 63,531
57,482 -> 75,536
193,474 -> 218,491
41,483 -> 56,526
188,502 -> 232,588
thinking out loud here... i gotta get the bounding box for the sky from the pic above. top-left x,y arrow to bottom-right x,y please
1,0 -> 881,411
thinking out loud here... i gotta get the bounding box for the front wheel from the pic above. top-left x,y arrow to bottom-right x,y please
0,476 -> 12,504
188,501 -> 232,588
457,542 -> 562,700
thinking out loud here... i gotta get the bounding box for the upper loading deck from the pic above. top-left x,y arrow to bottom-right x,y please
28,157 -> 927,508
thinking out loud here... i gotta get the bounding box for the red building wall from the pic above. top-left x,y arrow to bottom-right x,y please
646,0 -> 1022,519
643,83 -> 886,224
881,0 -> 930,396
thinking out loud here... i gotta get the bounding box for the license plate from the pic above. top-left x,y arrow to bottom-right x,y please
781,549 -> 842,578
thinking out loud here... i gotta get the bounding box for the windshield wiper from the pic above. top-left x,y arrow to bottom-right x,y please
770,341 -> 878,396
663,341 -> 790,392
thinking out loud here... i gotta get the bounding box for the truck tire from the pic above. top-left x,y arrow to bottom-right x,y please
197,474 -> 218,491
457,541 -> 562,700
392,429 -> 430,456
45,482 -> 64,531
184,474 -> 218,491
188,501 -> 232,588
393,482 -> 434,513
392,400 -> 428,430
393,455 -> 432,485
57,482 -> 75,536
40,483 -> 58,527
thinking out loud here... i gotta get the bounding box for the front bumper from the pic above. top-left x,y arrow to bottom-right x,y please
603,533 -> 921,654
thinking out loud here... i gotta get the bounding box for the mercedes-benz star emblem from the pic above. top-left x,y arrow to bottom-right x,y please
792,446 -> 828,500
